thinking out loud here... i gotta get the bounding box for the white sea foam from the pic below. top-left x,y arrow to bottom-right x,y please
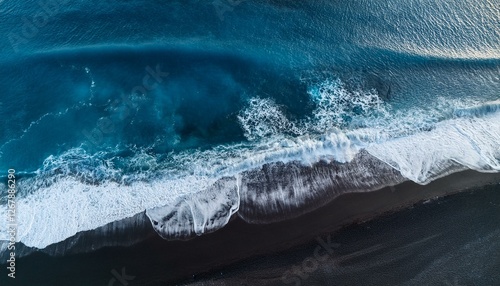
237,97 -> 302,141
0,172 -> 218,249
366,109 -> 500,184
0,78 -> 498,252
0,129 -> 379,250
146,177 -> 240,239
307,78 -> 387,132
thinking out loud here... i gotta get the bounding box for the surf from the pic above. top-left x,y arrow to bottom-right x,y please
1,75 -> 498,254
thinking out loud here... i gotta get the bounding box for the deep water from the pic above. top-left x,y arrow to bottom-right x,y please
0,0 -> 499,258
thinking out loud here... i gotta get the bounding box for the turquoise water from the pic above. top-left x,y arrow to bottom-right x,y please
0,0 -> 498,253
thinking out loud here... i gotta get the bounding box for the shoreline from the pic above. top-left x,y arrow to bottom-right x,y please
1,170 -> 500,285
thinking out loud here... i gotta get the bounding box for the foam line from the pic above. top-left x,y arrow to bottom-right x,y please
0,79 -> 498,253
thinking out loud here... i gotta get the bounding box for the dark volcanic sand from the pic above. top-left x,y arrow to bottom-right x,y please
1,170 -> 500,286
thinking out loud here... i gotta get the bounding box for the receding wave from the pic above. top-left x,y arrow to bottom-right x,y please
0,76 -> 498,255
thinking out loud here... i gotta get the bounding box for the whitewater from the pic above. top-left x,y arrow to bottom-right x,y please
0,77 -> 498,252
0,0 -> 498,257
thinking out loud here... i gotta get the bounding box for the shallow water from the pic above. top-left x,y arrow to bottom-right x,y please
0,0 -> 498,256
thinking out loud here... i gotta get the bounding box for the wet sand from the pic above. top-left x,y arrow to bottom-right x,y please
1,170 -> 500,286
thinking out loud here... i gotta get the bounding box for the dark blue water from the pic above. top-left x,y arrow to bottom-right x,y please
0,0 -> 498,256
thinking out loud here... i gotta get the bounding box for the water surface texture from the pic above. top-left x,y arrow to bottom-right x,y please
0,0 -> 498,254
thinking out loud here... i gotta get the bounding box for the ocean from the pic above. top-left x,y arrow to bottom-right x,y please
0,0 -> 499,285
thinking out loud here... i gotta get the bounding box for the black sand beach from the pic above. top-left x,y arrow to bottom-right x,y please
1,170 -> 499,286
1,1 -> 499,286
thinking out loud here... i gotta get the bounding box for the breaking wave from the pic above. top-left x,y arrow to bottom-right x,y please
0,74 -> 498,256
